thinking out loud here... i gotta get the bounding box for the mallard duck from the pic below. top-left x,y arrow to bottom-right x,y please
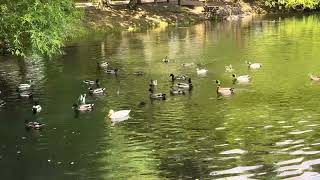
182,62 -> 195,67
133,71 -> 144,76
105,68 -> 118,74
216,80 -> 234,96
309,74 -> 320,81
149,80 -> 158,86
149,88 -> 166,100
108,109 -> 131,119
232,74 -> 251,83
83,79 -> 99,85
32,102 -> 42,114
246,61 -> 262,69
177,78 -> 193,89
72,103 -> 94,111
169,74 -> 188,81
162,56 -> 169,63
89,87 -> 106,94
225,64 -> 234,72
25,120 -> 45,130
196,68 -> 208,75
18,80 -> 32,91
170,87 -> 186,95
19,91 -> 33,98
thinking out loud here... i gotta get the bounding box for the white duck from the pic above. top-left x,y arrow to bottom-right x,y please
309,74 -> 320,81
83,79 -> 99,85
246,61 -> 262,69
108,109 -> 131,121
196,68 -> 208,75
232,74 -> 251,83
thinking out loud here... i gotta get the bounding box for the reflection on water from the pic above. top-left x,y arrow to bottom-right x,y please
1,14 -> 320,179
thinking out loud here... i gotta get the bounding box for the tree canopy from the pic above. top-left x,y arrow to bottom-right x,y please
0,0 -> 80,57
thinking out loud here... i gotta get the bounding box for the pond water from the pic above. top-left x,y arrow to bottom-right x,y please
1,14 -> 320,179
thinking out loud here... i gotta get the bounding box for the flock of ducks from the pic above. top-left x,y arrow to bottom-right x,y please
4,56 -> 320,127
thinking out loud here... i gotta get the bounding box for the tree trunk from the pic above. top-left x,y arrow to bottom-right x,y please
178,0 -> 181,6
137,0 -> 142,4
167,0 -> 169,3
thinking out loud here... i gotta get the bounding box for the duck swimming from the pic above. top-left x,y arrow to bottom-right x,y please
89,87 -> 106,94
17,80 -> 32,91
196,68 -> 208,75
72,103 -> 94,111
32,101 -> 42,114
162,56 -> 169,63
149,88 -> 166,100
108,109 -> 131,120
83,79 -> 99,86
169,74 -> 188,81
19,91 -> 33,98
216,80 -> 234,96
246,61 -> 262,69
177,78 -> 193,89
25,120 -> 45,130
149,80 -> 158,86
170,87 -> 186,95
225,64 -> 234,72
309,74 -> 320,81
232,74 -> 251,83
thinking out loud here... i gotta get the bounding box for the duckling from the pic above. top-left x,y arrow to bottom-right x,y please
32,101 -> 42,114
225,64 -> 234,72
72,103 -> 94,111
105,68 -> 118,74
170,87 -> 186,95
17,80 -> 32,91
232,74 -> 250,83
83,79 -> 99,86
19,91 -> 33,98
149,79 -> 158,86
196,68 -> 208,75
216,80 -> 234,96
246,61 -> 262,69
309,74 -> 320,81
25,120 -> 45,130
89,87 -> 106,94
162,56 -> 169,63
177,78 -> 193,89
133,71 -> 145,76
169,74 -> 188,81
149,88 -> 166,100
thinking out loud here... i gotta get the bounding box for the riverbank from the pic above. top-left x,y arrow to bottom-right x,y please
82,3 -> 205,33
81,1 -> 262,33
